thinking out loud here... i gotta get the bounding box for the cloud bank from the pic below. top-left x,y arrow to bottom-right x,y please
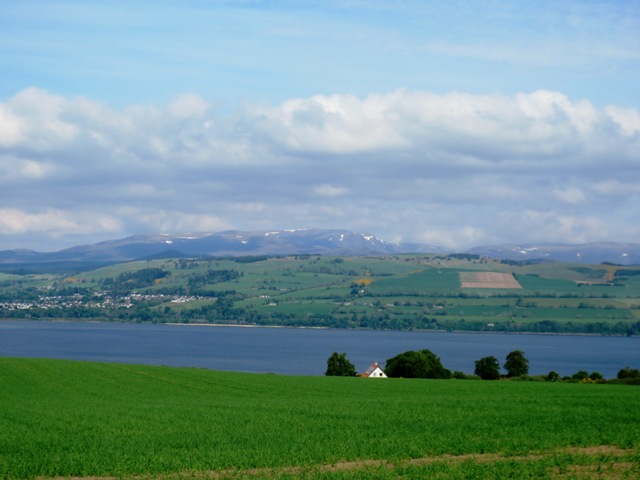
1,87 -> 639,251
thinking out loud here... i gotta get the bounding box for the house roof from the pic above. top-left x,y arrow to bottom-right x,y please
361,363 -> 386,377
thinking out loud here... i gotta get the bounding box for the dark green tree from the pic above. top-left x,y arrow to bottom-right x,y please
617,366 -> 640,379
474,356 -> 500,380
546,370 -> 560,382
384,349 -> 451,379
571,370 -> 589,381
504,350 -> 529,377
325,352 -> 357,377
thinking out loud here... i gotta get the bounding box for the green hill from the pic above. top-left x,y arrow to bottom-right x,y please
2,254 -> 640,335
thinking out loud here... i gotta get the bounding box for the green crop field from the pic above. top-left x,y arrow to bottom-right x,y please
1,357 -> 639,479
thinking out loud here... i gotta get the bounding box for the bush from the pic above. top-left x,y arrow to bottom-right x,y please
571,370 -> 589,381
608,377 -> 640,386
546,371 -> 560,382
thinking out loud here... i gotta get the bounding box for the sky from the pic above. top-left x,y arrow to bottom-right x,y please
1,0 -> 639,252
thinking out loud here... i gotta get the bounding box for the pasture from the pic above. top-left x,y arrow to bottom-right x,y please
3,254 -> 640,334
1,357 -> 639,479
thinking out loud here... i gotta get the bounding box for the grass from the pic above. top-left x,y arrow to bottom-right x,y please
1,358 -> 639,479
366,267 -> 461,294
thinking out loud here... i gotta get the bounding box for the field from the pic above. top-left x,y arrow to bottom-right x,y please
2,254 -> 640,334
1,357 -> 639,479
460,271 -> 522,289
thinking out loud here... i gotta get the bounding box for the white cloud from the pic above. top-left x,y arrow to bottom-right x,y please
249,90 -> 639,168
553,187 -> 587,205
416,226 -> 486,251
2,87 -> 638,171
6,88 -> 78,150
167,93 -> 209,120
0,87 -> 639,250
593,180 -> 640,197
0,208 -> 121,237
0,105 -> 24,146
313,184 -> 349,198
0,156 -> 53,182
500,210 -> 606,245
115,207 -> 231,234
515,91 -> 599,137
605,105 -> 640,136
249,92 -> 408,153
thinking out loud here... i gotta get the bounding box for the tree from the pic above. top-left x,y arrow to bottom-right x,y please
504,350 -> 529,377
571,370 -> 589,381
325,352 -> 357,377
384,349 -> 451,379
474,356 -> 500,380
546,370 -> 560,382
617,366 -> 640,379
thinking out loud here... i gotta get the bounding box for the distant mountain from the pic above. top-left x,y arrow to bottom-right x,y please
467,242 -> 640,266
0,229 -> 449,267
1,231 -> 638,269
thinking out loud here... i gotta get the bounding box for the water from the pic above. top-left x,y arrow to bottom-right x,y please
1,320 -> 638,377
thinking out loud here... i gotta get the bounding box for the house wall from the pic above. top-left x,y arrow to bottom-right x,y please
368,367 -> 387,378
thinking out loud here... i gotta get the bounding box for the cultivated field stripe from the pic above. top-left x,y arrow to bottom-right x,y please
38,445 -> 637,479
460,271 -> 522,288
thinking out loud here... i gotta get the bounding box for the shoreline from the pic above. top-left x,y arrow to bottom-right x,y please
1,318 -> 636,338
164,321 -> 633,338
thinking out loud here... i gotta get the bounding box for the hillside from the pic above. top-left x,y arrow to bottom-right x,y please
2,253 -> 640,335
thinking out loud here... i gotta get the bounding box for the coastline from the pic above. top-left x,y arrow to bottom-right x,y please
1,317 -> 637,337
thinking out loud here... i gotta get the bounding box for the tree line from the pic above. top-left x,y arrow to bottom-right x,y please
325,350 -> 640,384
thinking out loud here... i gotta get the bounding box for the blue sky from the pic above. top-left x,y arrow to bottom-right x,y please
1,0 -> 640,251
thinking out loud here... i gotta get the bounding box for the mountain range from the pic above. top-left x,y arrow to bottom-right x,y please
1,229 -> 639,268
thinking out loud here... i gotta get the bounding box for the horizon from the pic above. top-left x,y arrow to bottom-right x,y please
1,1 -> 639,252
3,228 -> 639,255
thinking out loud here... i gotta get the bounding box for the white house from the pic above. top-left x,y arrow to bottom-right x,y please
361,363 -> 387,378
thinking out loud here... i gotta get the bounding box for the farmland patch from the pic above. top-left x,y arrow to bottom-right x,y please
460,271 -> 521,289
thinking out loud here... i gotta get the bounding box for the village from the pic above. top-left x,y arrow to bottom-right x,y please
0,292 -> 200,313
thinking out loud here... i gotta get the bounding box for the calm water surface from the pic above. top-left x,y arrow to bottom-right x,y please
1,320 -> 638,377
